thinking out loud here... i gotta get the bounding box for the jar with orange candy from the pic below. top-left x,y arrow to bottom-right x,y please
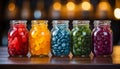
29,20 -> 51,57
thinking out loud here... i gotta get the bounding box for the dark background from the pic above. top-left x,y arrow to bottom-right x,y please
0,0 -> 120,46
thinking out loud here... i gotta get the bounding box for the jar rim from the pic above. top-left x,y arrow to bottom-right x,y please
94,20 -> 111,26
72,20 -> 90,26
31,20 -> 48,24
73,20 -> 90,23
52,20 -> 69,24
10,20 -> 27,24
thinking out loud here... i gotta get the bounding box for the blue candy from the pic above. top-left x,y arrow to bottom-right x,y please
51,24 -> 70,57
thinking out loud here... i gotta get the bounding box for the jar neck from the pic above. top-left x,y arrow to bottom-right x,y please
73,20 -> 90,28
52,20 -> 69,29
10,20 -> 27,28
32,20 -> 48,29
94,20 -> 111,28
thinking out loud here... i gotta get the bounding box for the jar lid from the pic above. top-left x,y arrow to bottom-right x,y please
72,20 -> 90,26
52,20 -> 69,24
10,20 -> 27,24
31,20 -> 48,24
94,20 -> 111,26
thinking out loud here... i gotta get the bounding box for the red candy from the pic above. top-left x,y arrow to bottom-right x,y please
8,21 -> 28,57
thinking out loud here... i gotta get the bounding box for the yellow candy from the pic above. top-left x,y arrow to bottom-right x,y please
35,46 -> 40,51
29,20 -> 51,57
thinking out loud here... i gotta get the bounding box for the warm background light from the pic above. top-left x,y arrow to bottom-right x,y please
114,0 -> 120,19
50,0 -> 61,19
98,2 -> 111,11
96,0 -> 112,19
79,0 -> 93,19
114,8 -> 120,19
8,3 -> 15,11
66,2 -> 75,11
112,46 -> 120,64
81,1 -> 91,11
21,0 -> 31,19
6,0 -> 18,19
53,2 -> 61,11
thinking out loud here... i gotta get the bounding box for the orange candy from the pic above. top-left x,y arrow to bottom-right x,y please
29,20 -> 51,57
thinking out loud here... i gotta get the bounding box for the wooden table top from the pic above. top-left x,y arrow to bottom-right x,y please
0,46 -> 120,69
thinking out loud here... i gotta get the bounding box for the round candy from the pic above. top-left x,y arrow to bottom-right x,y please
51,24 -> 70,57
71,25 -> 91,57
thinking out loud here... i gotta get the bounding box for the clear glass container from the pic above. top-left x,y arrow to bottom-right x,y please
92,20 -> 113,57
51,20 -> 70,57
29,20 -> 51,57
8,20 -> 29,57
71,20 -> 91,57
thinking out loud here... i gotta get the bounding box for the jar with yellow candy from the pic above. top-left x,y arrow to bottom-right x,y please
29,20 -> 51,57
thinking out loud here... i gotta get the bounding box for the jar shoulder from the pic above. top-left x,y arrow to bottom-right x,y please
92,27 -> 113,36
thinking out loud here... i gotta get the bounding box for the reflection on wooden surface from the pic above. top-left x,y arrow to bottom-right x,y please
92,57 -> 112,64
0,46 -> 120,64
30,57 -> 51,64
51,57 -> 71,64
71,57 -> 91,64
112,46 -> 120,64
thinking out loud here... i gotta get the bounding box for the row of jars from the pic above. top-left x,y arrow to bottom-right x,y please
8,20 -> 113,57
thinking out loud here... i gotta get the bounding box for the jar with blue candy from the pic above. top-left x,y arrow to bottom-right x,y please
71,20 -> 91,57
51,20 -> 70,57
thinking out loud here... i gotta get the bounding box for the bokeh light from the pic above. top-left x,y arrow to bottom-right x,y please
8,3 -> 15,11
114,8 -> 120,19
34,10 -> 42,19
81,1 -> 91,11
66,2 -> 75,11
53,2 -> 61,11
98,2 -> 111,11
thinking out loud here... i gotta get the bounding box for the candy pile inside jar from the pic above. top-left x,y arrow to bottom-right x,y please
92,20 -> 112,56
29,20 -> 51,57
8,20 -> 29,57
51,20 -> 70,57
71,20 -> 91,57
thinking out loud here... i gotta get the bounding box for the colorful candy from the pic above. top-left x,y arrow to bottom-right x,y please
8,20 -> 29,57
71,20 -> 91,57
29,20 -> 51,57
92,20 -> 112,56
51,20 -> 70,57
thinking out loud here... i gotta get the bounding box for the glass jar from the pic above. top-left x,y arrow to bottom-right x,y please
8,20 -> 29,57
29,20 -> 51,57
71,20 -> 91,57
92,20 -> 112,57
51,20 -> 70,57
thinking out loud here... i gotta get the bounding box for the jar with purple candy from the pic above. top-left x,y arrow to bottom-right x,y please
92,20 -> 113,57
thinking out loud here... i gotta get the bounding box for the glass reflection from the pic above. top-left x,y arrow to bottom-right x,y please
51,57 -> 70,64
92,56 -> 112,64
71,57 -> 91,64
30,56 -> 51,64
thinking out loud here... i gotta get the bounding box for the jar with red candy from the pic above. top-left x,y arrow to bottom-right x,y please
92,20 -> 113,57
8,20 -> 29,57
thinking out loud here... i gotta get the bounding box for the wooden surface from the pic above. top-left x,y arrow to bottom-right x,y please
0,46 -> 120,69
